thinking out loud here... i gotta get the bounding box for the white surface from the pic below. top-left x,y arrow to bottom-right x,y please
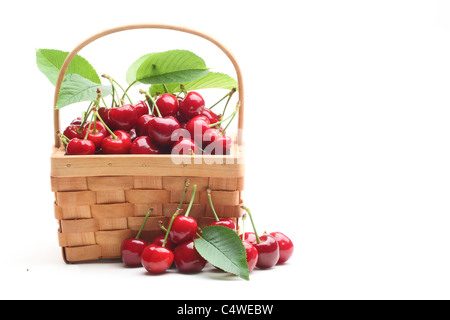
1,0 -> 450,300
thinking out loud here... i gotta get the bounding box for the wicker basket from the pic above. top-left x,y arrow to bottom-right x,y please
50,24 -> 245,263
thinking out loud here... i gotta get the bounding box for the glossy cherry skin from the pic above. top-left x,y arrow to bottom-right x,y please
270,232 -> 294,264
134,100 -> 149,118
201,108 -> 220,125
66,138 -> 96,155
97,107 -> 112,128
209,219 -> 236,231
173,240 -> 206,273
151,236 -> 176,252
171,138 -> 201,155
202,128 -> 221,150
148,116 -> 181,147
130,136 -> 162,154
179,91 -> 205,120
121,238 -> 147,267
101,130 -> 131,154
108,104 -> 137,131
240,232 -> 257,244
209,134 -> 232,155
155,93 -> 178,117
253,234 -> 280,269
243,240 -> 259,272
63,125 -> 82,140
136,114 -> 154,137
186,115 -> 210,145
82,121 -> 107,150
128,128 -> 137,141
141,244 -> 174,274
169,216 -> 198,244
70,117 -> 82,126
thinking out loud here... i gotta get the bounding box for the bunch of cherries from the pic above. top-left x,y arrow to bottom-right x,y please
58,76 -> 238,156
121,181 -> 294,275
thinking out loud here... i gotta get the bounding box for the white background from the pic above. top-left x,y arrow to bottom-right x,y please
1,0 -> 450,300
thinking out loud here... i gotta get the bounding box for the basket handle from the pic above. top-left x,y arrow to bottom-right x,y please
53,23 -> 244,148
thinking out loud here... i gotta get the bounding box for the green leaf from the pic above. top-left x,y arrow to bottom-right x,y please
149,72 -> 238,96
56,74 -> 112,109
36,49 -> 101,85
194,225 -> 250,280
135,50 -> 210,85
126,53 -> 152,85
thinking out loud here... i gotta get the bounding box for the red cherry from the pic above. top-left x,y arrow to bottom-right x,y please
101,130 -> 131,154
97,107 -> 112,128
179,91 -> 205,120
70,117 -> 82,126
209,219 -> 236,231
121,238 -> 147,267
151,236 -> 176,252
201,108 -> 220,125
171,138 -> 201,155
169,216 -> 198,244
130,136 -> 162,154
186,115 -> 210,146
253,234 -> 280,269
141,244 -> 174,274
243,240 -> 258,272
63,125 -> 82,140
176,110 -> 189,124
148,116 -> 180,147
135,114 -> 154,137
209,134 -> 232,155
270,232 -> 294,264
240,232 -> 257,244
202,128 -> 221,149
155,94 -> 178,117
108,104 -> 137,131
66,138 -> 96,155
134,100 -> 149,118
173,240 -> 206,273
128,128 -> 137,141
82,121 -> 107,150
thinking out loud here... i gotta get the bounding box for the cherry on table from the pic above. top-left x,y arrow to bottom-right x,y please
173,240 -> 206,273
270,232 -> 294,264
121,209 -> 153,267
141,244 -> 174,274
169,184 -> 198,244
243,240 -> 258,272
253,234 -> 280,269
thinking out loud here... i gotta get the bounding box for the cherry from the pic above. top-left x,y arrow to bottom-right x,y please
101,130 -> 131,154
148,116 -> 180,147
201,108 -> 220,125
63,125 -> 82,140
176,110 -> 189,124
270,232 -> 294,265
240,232 -> 257,244
135,114 -> 154,137
155,93 -> 178,117
66,138 -> 96,155
171,138 -> 201,155
242,206 -> 280,269
97,107 -> 112,128
141,244 -> 174,274
108,104 -> 137,131
130,136 -> 162,154
82,121 -> 107,150
70,117 -> 82,126
243,240 -> 258,272
128,128 -> 137,141
206,188 -> 236,231
133,100 -> 149,118
152,235 -> 176,252
169,184 -> 198,244
173,240 -> 206,273
121,209 -> 152,267
202,128 -> 221,149
179,91 -> 205,120
186,115 -> 210,146
209,134 -> 232,155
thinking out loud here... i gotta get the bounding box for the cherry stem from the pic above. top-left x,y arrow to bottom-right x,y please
136,209 -> 152,240
140,89 -> 162,117
241,213 -> 247,241
95,110 -> 117,139
178,179 -> 191,209
77,101 -> 94,134
162,208 -> 182,248
83,113 -> 95,140
209,88 -> 236,110
102,74 -> 123,107
184,184 -> 197,217
208,102 -> 240,129
241,206 -> 261,243
56,131 -> 70,147
121,80 -> 137,102
221,102 -> 241,134
206,188 -> 219,221
221,88 -> 236,115
163,84 -> 169,94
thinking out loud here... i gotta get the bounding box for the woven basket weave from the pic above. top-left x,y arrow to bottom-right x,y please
50,24 -> 245,263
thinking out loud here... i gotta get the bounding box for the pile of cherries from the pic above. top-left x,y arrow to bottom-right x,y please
59,81 -> 238,156
121,183 -> 294,276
